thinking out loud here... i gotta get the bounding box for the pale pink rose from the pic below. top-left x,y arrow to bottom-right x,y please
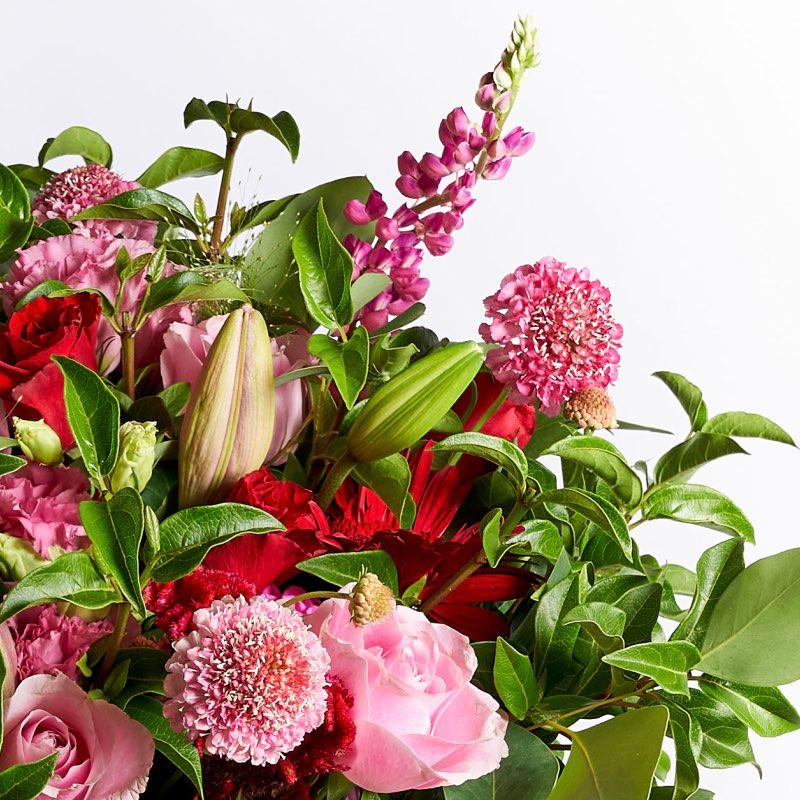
0,673 -> 154,800
0,464 -> 91,558
6,604 -> 113,681
307,598 -> 508,792
4,234 -> 191,370
159,315 -> 308,462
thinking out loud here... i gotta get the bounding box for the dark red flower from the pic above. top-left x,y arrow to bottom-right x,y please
0,293 -> 100,447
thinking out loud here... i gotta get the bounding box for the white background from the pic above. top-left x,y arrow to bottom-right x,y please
3,0 -> 799,795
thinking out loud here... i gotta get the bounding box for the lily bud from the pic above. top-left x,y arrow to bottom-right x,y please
110,421 -> 157,494
347,341 -> 483,463
349,572 -> 396,626
179,305 -> 275,508
13,417 -> 62,465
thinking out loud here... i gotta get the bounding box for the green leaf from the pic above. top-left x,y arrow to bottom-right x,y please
7,163 -> 54,194
665,702 -> 701,800
142,271 -> 247,313
113,647 -> 169,708
562,602 -> 626,653
642,484 -> 754,542
612,583 -> 663,645
150,503 -> 284,582
79,488 -> 146,618
183,97 -> 231,129
229,108 -> 300,161
293,199 -> 354,330
543,436 -> 642,507
547,707 -> 669,800
369,302 -> 426,336
126,696 -> 204,798
653,371 -> 708,431
672,538 -> 745,647
0,164 -> 33,261
530,573 -> 581,675
353,453 -> 413,528
298,550 -> 399,595
229,195 -> 298,236
71,188 -> 197,230
654,434 -> 747,484
443,724 -> 558,800
136,146 -> 224,188
502,519 -> 563,563
38,126 -> 112,167
603,641 -> 701,696
0,453 -> 26,477
0,753 -> 58,800
0,551 -> 118,622
351,272 -> 392,311
481,509 -> 504,568
494,637 -> 539,718
433,432 -> 528,491
616,419 -> 673,434
308,329 -> 369,410
533,488 -> 631,559
701,411 -> 795,446
53,356 -> 120,480
699,677 -> 800,737
697,548 -> 800,685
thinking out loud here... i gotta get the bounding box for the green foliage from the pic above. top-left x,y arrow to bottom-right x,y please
603,641 -> 701,696
0,164 -> 34,261
0,754 -> 58,800
493,637 -> 539,717
434,433 -> 528,491
71,188 -> 198,231
298,550 -> 399,595
309,328 -> 369,410
38,126 -> 112,167
136,146 -> 224,187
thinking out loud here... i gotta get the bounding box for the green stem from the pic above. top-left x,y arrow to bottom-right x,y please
98,604 -> 130,683
210,135 -> 241,260
120,330 -> 136,400
317,453 -> 357,509
281,590 -> 351,607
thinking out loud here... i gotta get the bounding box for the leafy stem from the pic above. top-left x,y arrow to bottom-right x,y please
210,134 -> 242,259
98,604 -> 130,683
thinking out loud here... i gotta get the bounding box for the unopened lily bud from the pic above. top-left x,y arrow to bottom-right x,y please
13,417 -> 62,465
349,573 -> 396,627
110,421 -> 157,494
179,305 -> 275,508
346,341 -> 483,463
564,386 -> 618,430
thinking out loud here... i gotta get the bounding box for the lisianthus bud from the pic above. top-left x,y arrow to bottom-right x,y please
0,532 -> 47,581
564,386 -> 618,430
12,418 -> 62,465
110,421 -> 157,494
179,305 -> 275,508
346,341 -> 483,463
349,573 -> 396,626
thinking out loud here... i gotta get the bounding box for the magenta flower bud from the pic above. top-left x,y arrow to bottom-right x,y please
482,157 -> 512,180
396,175 -> 424,199
417,174 -> 441,197
424,231 -> 455,256
344,199 -> 372,225
442,211 -> 463,233
397,151 -> 420,178
447,107 -> 470,139
506,129 -> 535,157
420,152 -> 452,179
486,139 -> 508,160
438,119 -> 457,148
393,205 -> 419,228
467,129 -> 487,152
365,190 -> 388,218
453,142 -> 475,166
493,91 -> 512,114
482,112 -> 498,138
376,216 -> 400,242
475,83 -> 496,111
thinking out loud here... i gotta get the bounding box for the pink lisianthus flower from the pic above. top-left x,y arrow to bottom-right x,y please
3,234 -> 191,371
160,314 -> 308,462
306,598 -> 508,792
480,257 -> 623,414
32,163 -> 157,242
5,604 -> 113,682
0,463 -> 91,558
0,673 -> 154,800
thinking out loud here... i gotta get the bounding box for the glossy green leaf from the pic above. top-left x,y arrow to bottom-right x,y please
112,647 -> 169,708
434,432 -> 528,490
653,371 -> 708,430
183,97 -> 231,129
308,329 -> 369,410
71,188 -> 196,230
79,488 -> 146,618
562,602 -> 626,652
38,126 -> 112,167
136,146 -> 224,187
229,108 -> 300,161
351,272 -> 392,311
615,583 -> 663,645
701,411 -> 795,446
654,434 -> 747,484
530,573 -> 581,676
7,163 -> 54,194
0,753 -> 58,800
502,519 -> 563,563
150,503 -> 283,582
0,453 -> 26,477
665,702 -> 701,800
353,453 -> 413,527
53,356 -> 120,480
142,271 -> 247,313
642,484 -> 754,542
603,641 -> 701,696
0,164 -> 34,261
494,637 -> 539,718
547,707 -> 669,800
697,548 -> 800,685
298,550 -> 399,595
0,551 -> 118,622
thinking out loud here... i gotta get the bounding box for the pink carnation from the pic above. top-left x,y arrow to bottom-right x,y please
6,604 -> 112,681
0,673 -> 154,800
480,257 -> 623,413
0,463 -> 91,558
32,163 -> 156,241
4,234 -> 191,369
164,595 -> 330,766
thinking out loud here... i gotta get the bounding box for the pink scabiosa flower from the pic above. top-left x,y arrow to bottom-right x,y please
480,257 -> 623,414
0,463 -> 91,558
164,595 -> 330,766
32,163 -> 157,242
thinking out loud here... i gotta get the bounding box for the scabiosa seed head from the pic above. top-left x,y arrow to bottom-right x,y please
349,572 -> 396,626
480,258 -> 623,414
163,595 -> 330,766
564,386 -> 618,430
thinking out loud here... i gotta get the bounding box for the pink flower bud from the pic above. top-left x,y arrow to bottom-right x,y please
482,112 -> 498,138
486,139 -> 508,160
482,157 -> 512,180
365,190 -> 388,218
493,91 -> 512,114
344,199 -> 372,225
424,231 -> 455,256
397,151 -> 420,178
393,205 -> 419,228
396,175 -> 424,199
376,216 -> 400,242
420,152 -> 452,179
453,141 -> 475,165
504,128 -> 535,157
475,83 -> 496,111
446,107 -> 470,139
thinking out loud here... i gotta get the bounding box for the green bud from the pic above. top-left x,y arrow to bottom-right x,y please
346,341 -> 484,463
13,417 -> 62,465
0,532 -> 47,581
110,421 -> 157,494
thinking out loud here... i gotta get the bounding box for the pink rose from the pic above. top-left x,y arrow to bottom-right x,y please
0,464 -> 91,558
5,604 -> 112,681
160,315 -> 308,462
0,673 -> 154,799
307,599 -> 508,792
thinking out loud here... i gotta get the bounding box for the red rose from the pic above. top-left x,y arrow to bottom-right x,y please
0,293 -> 101,447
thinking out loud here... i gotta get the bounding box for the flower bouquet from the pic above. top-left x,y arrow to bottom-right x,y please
0,16 -> 797,800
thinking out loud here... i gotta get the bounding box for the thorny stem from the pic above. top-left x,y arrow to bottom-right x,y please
210,135 -> 242,260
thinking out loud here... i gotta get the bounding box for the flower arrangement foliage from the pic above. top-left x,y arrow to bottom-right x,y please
0,15 -> 797,800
